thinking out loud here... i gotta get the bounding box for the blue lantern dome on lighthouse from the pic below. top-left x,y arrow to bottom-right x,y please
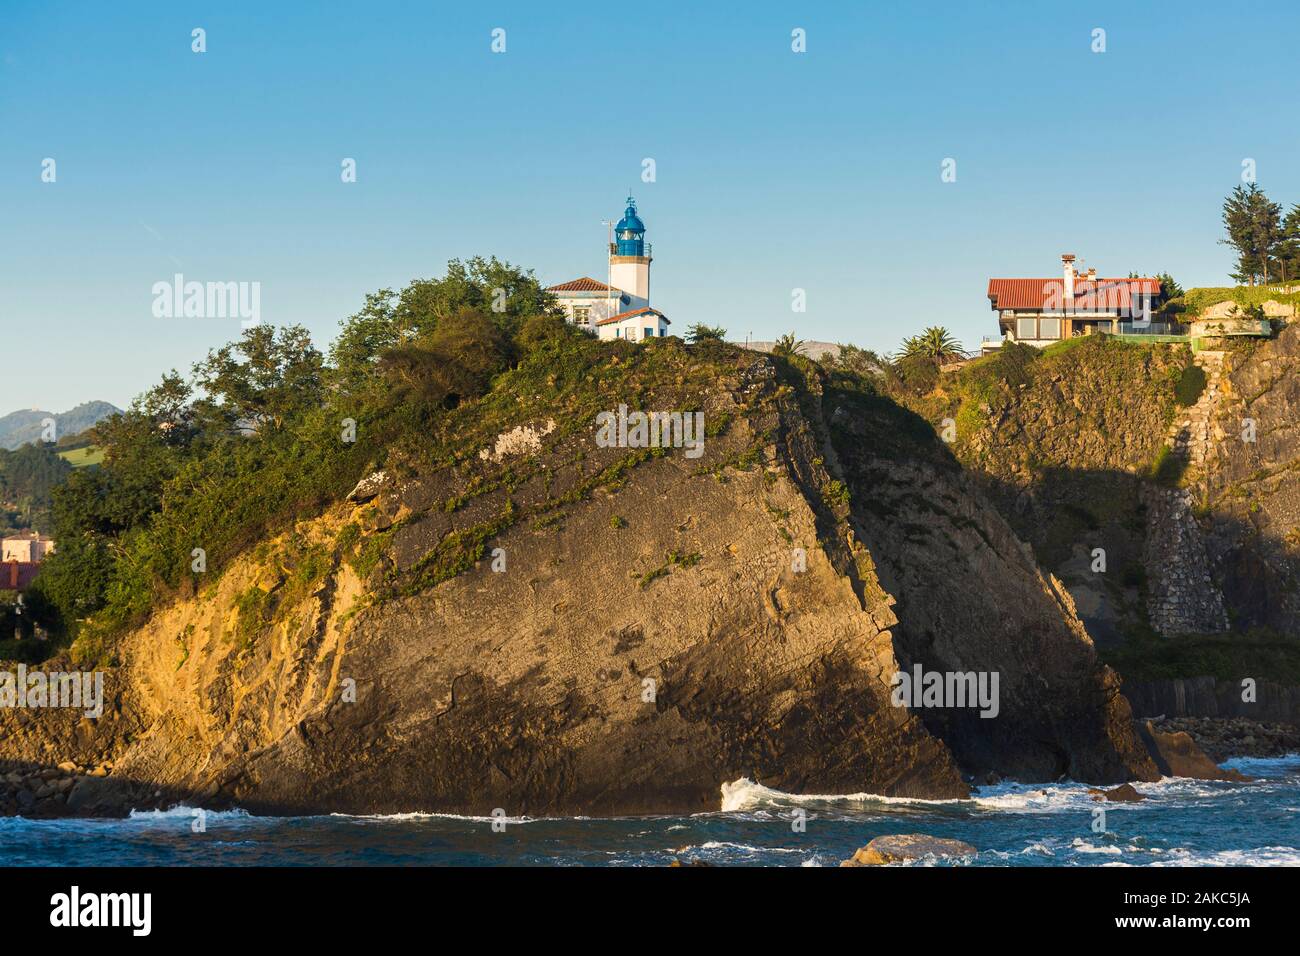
614,196 -> 645,256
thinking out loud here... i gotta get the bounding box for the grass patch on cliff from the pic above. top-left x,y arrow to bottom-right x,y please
1183,286 -> 1300,317
637,549 -> 703,589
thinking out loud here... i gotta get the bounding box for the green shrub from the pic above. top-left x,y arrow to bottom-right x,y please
233,586 -> 271,648
821,479 -> 850,510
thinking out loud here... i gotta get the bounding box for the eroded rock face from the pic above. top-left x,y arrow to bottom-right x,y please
901,338 -> 1189,646
823,384 -> 1158,786
1200,325 -> 1300,634
0,349 -> 1160,817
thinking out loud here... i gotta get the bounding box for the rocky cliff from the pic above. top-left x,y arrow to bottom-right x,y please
1,343 -> 1158,817
1199,325 -> 1300,635
903,336 -> 1191,644
899,331 -> 1300,725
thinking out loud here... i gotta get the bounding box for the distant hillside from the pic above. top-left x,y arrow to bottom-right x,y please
733,340 -> 842,361
0,401 -> 121,450
0,443 -> 72,535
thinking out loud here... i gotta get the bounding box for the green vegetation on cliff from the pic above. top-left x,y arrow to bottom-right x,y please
24,258 -> 780,668
29,258 -> 561,663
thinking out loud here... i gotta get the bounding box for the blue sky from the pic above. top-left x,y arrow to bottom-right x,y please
2,0 -> 1298,411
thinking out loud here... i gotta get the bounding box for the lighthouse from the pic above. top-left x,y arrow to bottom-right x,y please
609,195 -> 651,306
545,194 -> 670,342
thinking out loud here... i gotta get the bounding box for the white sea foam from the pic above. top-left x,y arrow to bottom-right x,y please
328,810 -> 538,824
1149,845 -> 1300,867
718,766 -> 1280,816
126,806 -> 252,822
719,777 -> 967,812
693,841 -> 804,854
1070,838 -> 1126,855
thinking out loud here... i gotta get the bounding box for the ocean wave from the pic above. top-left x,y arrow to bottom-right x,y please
1149,845 -> 1300,866
327,810 -> 539,824
126,806 -> 253,822
720,768 -> 1280,816
719,777 -> 967,812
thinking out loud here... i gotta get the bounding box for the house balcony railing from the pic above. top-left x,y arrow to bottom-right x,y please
1113,321 -> 1187,336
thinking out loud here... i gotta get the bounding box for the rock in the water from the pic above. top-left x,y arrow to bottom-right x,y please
1134,720 -> 1253,781
840,834 -> 977,867
1088,783 -> 1145,802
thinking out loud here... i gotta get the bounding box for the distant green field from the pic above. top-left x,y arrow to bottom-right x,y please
58,445 -> 105,468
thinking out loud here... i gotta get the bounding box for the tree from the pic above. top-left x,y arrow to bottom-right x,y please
772,332 -> 806,357
330,259 -> 558,393
685,323 -> 727,344
1222,184 -> 1283,286
1130,271 -> 1184,300
0,443 -> 72,533
192,325 -> 325,434
377,307 -> 510,409
1280,204 -> 1300,284
329,289 -> 403,393
1155,271 -> 1184,300
899,326 -> 966,364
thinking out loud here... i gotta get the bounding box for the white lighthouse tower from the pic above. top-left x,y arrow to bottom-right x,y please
609,195 -> 651,308
545,194 -> 670,342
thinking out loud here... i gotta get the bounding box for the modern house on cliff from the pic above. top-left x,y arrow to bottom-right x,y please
984,254 -> 1165,353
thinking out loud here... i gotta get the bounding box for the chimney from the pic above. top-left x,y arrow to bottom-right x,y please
1062,254 -> 1077,298
1086,267 -> 1097,282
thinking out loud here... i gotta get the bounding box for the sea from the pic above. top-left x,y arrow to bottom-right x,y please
2,755 -> 1297,867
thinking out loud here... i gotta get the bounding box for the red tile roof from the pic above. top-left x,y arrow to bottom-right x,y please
988,277 -> 1162,312
595,307 -> 671,327
546,277 -> 616,292
0,561 -> 38,591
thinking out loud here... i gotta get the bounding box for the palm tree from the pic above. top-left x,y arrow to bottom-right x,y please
898,326 -> 966,364
772,332 -> 807,358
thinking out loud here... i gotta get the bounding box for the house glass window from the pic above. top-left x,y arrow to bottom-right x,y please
644,327 -> 654,337
572,306 -> 590,325
1039,317 -> 1061,339
1016,317 -> 1037,339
